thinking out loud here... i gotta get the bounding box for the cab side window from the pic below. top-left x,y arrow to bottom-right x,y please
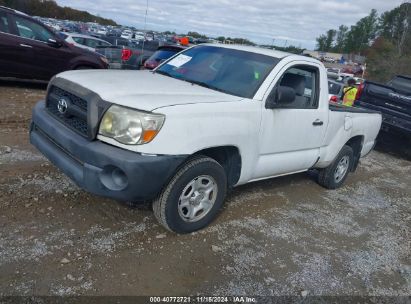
14,15 -> 53,42
0,12 -> 10,33
272,65 -> 319,109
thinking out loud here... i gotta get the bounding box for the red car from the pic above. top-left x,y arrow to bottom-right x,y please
0,6 -> 108,81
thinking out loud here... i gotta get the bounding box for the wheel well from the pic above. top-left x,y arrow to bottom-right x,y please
74,65 -> 95,70
345,135 -> 363,171
194,146 -> 241,188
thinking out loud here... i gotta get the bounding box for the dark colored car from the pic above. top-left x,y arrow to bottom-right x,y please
355,75 -> 411,137
0,6 -> 108,81
143,45 -> 186,70
96,38 -> 160,70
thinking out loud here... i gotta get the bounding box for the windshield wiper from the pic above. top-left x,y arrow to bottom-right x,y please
186,80 -> 228,94
154,72 -> 229,95
154,70 -> 172,78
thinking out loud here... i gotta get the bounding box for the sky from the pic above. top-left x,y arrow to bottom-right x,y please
55,0 -> 406,49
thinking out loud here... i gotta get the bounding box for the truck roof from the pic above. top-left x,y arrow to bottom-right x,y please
202,43 -> 290,58
201,43 -> 318,63
64,32 -> 109,42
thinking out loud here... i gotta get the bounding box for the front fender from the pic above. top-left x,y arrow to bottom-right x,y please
68,55 -> 104,70
98,100 -> 262,184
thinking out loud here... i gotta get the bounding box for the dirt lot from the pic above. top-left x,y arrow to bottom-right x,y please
0,80 -> 410,297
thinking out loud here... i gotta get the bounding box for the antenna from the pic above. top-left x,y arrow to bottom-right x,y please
140,0 -> 149,65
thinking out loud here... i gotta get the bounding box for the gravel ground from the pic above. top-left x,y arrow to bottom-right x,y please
0,80 -> 410,297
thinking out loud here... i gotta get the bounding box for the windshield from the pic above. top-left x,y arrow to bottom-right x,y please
156,45 -> 279,98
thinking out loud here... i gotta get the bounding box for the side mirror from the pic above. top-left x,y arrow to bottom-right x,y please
47,38 -> 63,48
265,86 -> 296,109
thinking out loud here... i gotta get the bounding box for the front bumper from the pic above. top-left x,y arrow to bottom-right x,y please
30,101 -> 186,202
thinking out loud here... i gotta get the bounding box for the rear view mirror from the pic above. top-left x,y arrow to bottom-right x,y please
265,86 -> 296,109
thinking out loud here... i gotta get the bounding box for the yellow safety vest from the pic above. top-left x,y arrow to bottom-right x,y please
342,86 -> 358,107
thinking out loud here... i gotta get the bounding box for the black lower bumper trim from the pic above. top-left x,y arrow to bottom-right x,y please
30,101 -> 187,202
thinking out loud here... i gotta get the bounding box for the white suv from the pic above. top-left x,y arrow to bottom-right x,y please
61,33 -> 111,52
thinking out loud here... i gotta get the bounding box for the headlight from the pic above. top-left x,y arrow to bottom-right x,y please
99,105 -> 165,145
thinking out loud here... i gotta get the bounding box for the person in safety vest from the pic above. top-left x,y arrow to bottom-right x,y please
342,78 -> 358,107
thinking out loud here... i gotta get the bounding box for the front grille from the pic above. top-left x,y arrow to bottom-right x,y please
46,86 -> 88,137
52,86 -> 88,110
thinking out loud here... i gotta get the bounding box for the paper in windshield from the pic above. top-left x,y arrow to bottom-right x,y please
167,54 -> 192,67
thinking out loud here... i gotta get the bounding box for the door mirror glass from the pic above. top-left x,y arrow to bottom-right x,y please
265,86 -> 296,109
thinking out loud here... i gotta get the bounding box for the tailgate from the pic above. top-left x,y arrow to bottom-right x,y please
96,46 -> 123,65
361,82 -> 411,116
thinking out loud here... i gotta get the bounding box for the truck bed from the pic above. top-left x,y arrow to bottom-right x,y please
96,41 -> 159,69
329,103 -> 380,114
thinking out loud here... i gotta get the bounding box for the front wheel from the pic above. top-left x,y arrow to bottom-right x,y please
153,156 -> 227,233
318,145 -> 354,189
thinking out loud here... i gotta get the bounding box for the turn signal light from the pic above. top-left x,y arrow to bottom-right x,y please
141,130 -> 159,144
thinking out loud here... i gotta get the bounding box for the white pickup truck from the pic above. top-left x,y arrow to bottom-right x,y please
30,44 -> 382,233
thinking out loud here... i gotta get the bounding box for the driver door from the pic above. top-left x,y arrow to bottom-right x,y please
253,63 -> 328,180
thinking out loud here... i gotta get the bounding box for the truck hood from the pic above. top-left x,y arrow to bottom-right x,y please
56,70 -> 243,111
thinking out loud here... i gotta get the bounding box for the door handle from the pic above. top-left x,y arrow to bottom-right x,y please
313,119 -> 323,126
20,44 -> 33,48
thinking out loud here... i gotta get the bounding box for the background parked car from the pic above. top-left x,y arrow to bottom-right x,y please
0,6 -> 108,81
355,75 -> 411,138
143,45 -> 186,70
322,56 -> 336,63
96,39 -> 160,69
328,80 -> 344,103
353,77 -> 364,85
326,68 -> 341,79
60,32 -> 111,52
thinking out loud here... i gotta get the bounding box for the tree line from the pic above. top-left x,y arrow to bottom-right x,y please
316,3 -> 411,82
183,32 -> 257,46
214,36 -> 256,46
0,0 -> 117,25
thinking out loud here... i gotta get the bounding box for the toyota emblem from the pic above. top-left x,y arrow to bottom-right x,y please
57,97 -> 69,114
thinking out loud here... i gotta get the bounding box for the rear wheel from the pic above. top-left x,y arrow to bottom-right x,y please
318,145 -> 353,189
153,156 -> 227,233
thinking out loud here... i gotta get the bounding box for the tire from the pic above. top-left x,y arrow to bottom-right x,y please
318,145 -> 353,189
153,156 -> 227,233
